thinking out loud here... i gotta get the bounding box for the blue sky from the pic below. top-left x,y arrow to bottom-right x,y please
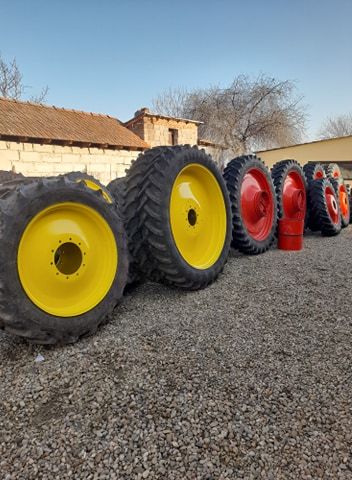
0,0 -> 351,139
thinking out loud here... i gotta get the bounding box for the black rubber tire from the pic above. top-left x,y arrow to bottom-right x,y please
107,177 -> 126,207
324,163 -> 342,181
330,178 -> 350,228
303,162 -> 326,184
223,155 -> 277,254
308,178 -> 342,236
303,163 -> 326,231
0,170 -> 24,184
121,145 -> 232,289
0,176 -> 129,344
271,159 -> 307,222
63,172 -> 113,204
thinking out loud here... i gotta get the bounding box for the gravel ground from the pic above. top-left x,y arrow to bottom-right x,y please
1,229 -> 352,479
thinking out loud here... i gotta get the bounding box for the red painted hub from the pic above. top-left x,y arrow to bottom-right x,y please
339,184 -> 349,220
315,170 -> 324,179
282,171 -> 306,220
325,186 -> 339,224
241,168 -> 274,241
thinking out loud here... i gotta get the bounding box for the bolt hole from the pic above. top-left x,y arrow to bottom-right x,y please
188,208 -> 197,226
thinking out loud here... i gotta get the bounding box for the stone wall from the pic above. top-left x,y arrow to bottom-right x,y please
0,141 -> 141,185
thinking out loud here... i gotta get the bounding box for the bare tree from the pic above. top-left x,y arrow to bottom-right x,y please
318,114 -> 352,139
0,53 -> 48,103
153,74 -> 306,155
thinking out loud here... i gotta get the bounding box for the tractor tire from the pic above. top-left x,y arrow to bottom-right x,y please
107,177 -> 126,207
63,172 -> 113,204
0,176 -> 128,344
121,145 -> 232,289
271,159 -> 307,223
223,155 -> 277,254
324,163 -> 342,182
303,162 -> 326,184
330,178 -> 350,227
308,178 -> 342,236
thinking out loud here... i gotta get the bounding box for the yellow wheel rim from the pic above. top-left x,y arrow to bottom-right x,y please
76,178 -> 113,204
17,202 -> 117,317
170,163 -> 227,269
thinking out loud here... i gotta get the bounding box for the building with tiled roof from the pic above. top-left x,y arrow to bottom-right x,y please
0,97 -> 149,184
0,99 -> 226,184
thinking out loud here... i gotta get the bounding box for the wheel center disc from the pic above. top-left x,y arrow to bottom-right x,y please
282,172 -> 306,220
188,208 -> 197,226
339,188 -> 349,217
241,168 -> 274,241
292,189 -> 305,212
325,187 -> 339,224
254,191 -> 269,218
170,163 -> 227,269
54,242 -> 83,275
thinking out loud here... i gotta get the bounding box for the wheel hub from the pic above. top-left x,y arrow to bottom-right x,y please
291,189 -> 305,213
339,186 -> 349,218
54,241 -> 83,276
187,208 -> 197,226
241,168 -> 275,241
282,172 -> 306,220
325,187 -> 339,224
254,191 -> 270,218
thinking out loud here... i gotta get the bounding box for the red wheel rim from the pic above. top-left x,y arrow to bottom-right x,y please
241,168 -> 275,241
282,171 -> 306,220
325,186 -> 339,224
339,184 -> 349,220
315,170 -> 324,179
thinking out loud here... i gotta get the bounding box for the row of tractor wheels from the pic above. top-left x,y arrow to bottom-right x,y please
0,150 -> 350,345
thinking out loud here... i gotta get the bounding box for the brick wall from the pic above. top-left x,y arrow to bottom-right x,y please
0,141 -> 141,185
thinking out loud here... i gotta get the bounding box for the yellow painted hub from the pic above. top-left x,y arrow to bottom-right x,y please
17,202 -> 118,317
76,178 -> 113,204
170,163 -> 227,269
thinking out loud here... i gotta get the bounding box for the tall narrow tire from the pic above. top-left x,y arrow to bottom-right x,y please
122,146 -> 232,289
271,159 -> 307,223
308,178 -> 342,236
303,163 -> 326,184
324,163 -> 342,182
330,179 -> 350,227
223,155 -> 277,254
107,177 -> 126,207
113,150 -> 160,284
0,177 -> 128,344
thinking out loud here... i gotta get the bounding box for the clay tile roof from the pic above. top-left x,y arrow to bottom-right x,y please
0,97 -> 149,150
